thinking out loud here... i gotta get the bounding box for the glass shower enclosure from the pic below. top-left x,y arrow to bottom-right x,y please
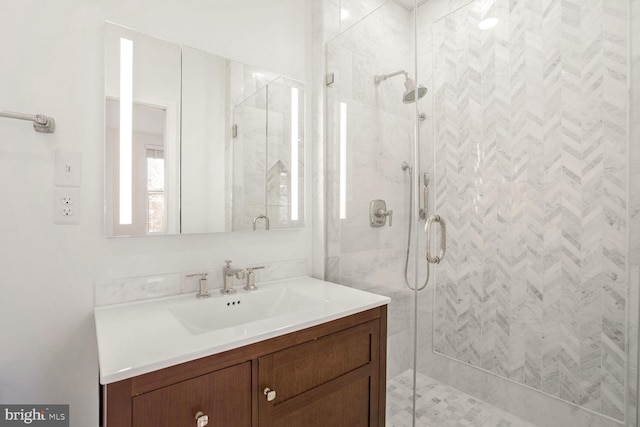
323,0 -> 639,425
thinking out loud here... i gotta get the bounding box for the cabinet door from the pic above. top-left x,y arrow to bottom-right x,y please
258,320 -> 380,427
132,362 -> 251,427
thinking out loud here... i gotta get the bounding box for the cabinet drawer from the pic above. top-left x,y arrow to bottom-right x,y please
273,375 -> 371,427
258,319 -> 381,427
263,319 -> 377,402
132,362 -> 251,427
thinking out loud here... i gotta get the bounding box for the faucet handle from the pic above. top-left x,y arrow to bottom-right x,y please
187,272 -> 208,279
245,266 -> 265,291
224,260 -> 233,268
186,273 -> 210,298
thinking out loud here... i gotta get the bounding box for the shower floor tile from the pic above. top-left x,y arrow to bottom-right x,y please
386,370 -> 537,427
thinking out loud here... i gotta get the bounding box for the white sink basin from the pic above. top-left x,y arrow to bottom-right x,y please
95,276 -> 390,384
170,287 -> 328,335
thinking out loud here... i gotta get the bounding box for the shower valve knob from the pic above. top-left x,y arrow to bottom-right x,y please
377,209 -> 393,227
370,200 -> 393,227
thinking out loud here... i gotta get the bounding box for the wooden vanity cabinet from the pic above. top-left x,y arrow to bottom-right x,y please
102,306 -> 387,427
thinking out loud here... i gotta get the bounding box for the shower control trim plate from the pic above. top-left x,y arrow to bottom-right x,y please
370,199 -> 392,227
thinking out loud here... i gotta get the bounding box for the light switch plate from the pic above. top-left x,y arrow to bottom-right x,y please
55,149 -> 82,187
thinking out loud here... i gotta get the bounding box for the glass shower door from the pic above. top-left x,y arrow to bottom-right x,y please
323,0 -> 638,425
324,1 -> 426,425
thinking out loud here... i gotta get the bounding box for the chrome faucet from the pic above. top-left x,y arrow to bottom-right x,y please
253,214 -> 270,230
222,260 -> 245,294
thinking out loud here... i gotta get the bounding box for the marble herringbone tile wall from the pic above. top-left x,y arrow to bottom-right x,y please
431,0 -> 629,421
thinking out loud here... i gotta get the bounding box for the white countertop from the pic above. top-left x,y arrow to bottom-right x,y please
95,276 -> 390,384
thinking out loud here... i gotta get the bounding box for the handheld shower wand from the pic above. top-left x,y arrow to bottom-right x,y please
402,162 -> 430,291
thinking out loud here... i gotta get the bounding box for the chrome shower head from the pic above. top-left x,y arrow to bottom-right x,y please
402,78 -> 428,104
374,70 -> 427,104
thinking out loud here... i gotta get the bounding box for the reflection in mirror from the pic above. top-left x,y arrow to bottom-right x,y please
231,77 -> 305,231
104,23 -> 305,236
180,47 -> 229,234
232,86 -> 268,231
266,77 -> 305,229
104,23 -> 180,236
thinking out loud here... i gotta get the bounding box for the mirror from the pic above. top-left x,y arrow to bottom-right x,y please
104,24 -> 181,236
230,73 -> 305,231
180,46 -> 228,234
104,23 -> 305,236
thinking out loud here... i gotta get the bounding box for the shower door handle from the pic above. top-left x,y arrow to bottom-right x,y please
425,214 -> 446,264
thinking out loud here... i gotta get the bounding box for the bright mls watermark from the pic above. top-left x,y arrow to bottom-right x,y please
0,406 -> 68,427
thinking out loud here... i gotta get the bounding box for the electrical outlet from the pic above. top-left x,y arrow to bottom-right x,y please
54,188 -> 81,225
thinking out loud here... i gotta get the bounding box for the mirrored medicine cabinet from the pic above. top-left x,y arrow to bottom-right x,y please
104,23 -> 305,237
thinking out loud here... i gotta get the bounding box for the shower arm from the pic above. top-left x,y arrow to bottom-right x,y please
374,70 -> 408,85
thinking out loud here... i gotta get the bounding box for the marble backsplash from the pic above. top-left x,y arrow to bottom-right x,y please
95,258 -> 307,306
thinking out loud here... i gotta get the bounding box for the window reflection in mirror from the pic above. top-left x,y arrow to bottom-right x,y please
104,23 -> 180,237
105,100 -> 175,235
146,146 -> 165,234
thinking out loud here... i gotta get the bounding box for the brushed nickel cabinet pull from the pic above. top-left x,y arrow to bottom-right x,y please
195,411 -> 209,427
263,387 -> 277,402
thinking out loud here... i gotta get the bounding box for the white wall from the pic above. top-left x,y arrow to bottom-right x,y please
0,1 -> 312,426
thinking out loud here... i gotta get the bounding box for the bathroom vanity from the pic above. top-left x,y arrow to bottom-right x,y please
96,277 -> 389,426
